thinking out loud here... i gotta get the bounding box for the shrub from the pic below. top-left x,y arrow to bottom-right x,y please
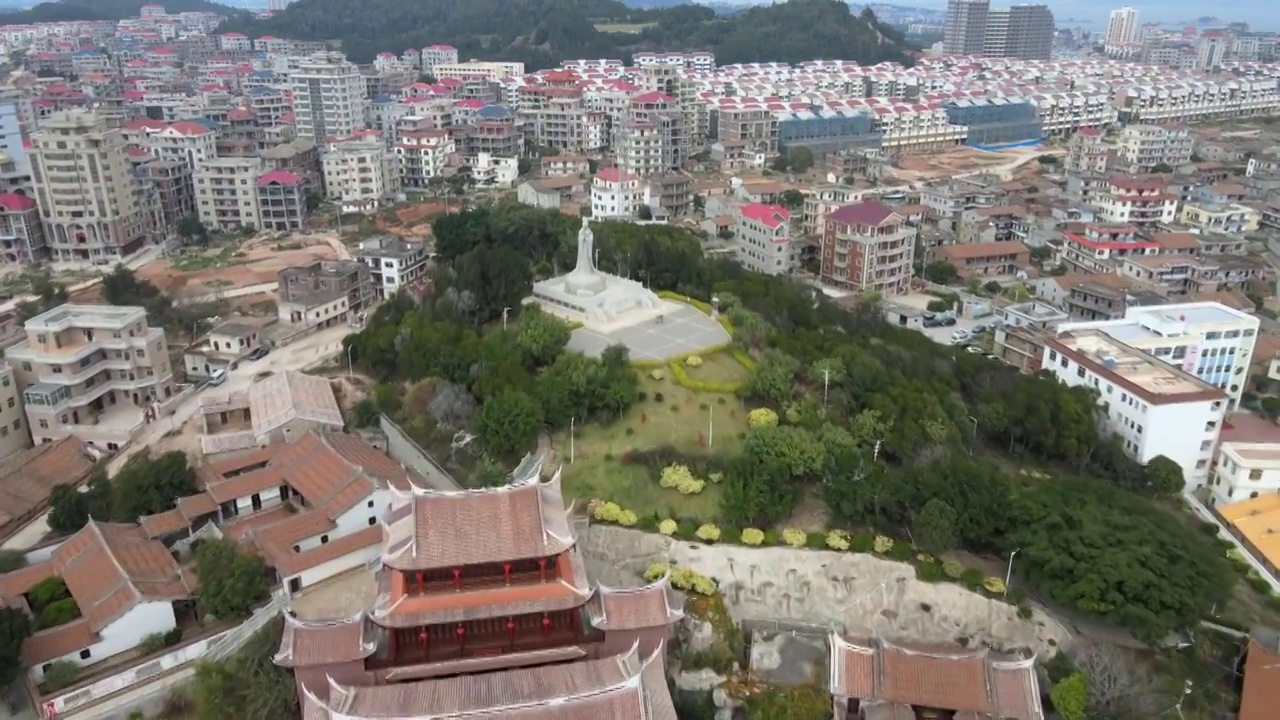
660,463 -> 706,494
942,559 -> 965,579
38,597 -> 81,629
983,577 -> 1007,595
1248,573 -> 1272,594
888,542 -> 914,561
669,358 -> 740,393
654,392 -> 665,403
850,532 -> 874,553
747,407 -> 779,429
625,427 -> 635,436
708,471 -> 723,483
27,576 -> 71,613
781,528 -> 807,548
139,631 -> 170,654
678,478 -> 706,494
686,355 -> 704,368
645,563 -> 717,595
1008,587 -> 1027,604
961,568 -> 984,589
617,510 -> 638,527
916,553 -> 935,564
826,530 -> 851,551
637,391 -> 648,402
873,535 -> 894,554
593,502 -> 623,523
1017,604 -> 1034,619
731,349 -> 757,370
650,369 -> 665,381
658,519 -> 678,535
695,524 -> 722,542
43,660 -> 81,692
917,560 -> 946,582
741,528 -> 765,545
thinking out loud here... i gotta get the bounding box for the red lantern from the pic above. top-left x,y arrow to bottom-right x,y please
456,624 -> 466,650
541,614 -> 551,636
537,557 -> 547,582
506,618 -> 516,645
502,562 -> 512,585
452,567 -> 462,591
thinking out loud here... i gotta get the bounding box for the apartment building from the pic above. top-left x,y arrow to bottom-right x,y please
820,201 -> 915,295
992,301 -> 1069,373
420,45 -> 458,74
256,170 -> 308,232
925,241 -> 1030,279
138,159 -> 195,232
395,130 -> 453,190
1179,201 -> 1260,235
432,61 -> 524,81
1115,124 -> 1193,172
717,107 -> 779,154
290,52 -> 366,141
802,184 -> 863,237
616,92 -> 688,177
31,111 -> 149,262
195,156 -> 263,231
123,119 -> 217,169
590,168 -> 642,218
7,304 -> 175,450
1060,224 -> 1156,272
1064,128 -> 1109,174
1057,302 -> 1259,412
0,192 -> 47,265
1093,176 -> 1180,226
1043,328 -> 1226,488
1212,442 -> 1280,507
982,4 -> 1054,60
277,260 -> 374,330
735,203 -> 796,276
0,361 -> 28,460
322,133 -> 400,213
357,236 -> 429,299
944,0 -> 990,55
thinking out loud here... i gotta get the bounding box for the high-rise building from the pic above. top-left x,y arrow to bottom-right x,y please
31,111 -> 149,263
944,0 -> 990,55
1106,6 -> 1140,47
289,52 -> 366,142
946,0 -> 1053,60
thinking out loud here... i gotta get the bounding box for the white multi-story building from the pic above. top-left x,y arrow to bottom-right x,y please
1093,176 -> 1179,226
420,45 -> 459,74
395,130 -> 453,190
1043,328 -> 1226,488
735,203 -> 797,276
1212,443 -> 1280,507
322,133 -> 401,213
123,119 -> 217,169
290,52 -> 366,141
1115,124 -> 1193,172
433,61 -> 524,81
1105,7 -> 1139,49
590,168 -> 642,218
1056,302 -> 1259,412
195,156 -> 263,231
357,236 -> 429,299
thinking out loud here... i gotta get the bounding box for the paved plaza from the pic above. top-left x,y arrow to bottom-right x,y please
566,303 -> 731,362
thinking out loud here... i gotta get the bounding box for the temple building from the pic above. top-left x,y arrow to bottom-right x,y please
274,465 -> 684,718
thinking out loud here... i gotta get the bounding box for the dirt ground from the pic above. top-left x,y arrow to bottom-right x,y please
888,146 -> 1036,181
373,200 -> 452,239
143,236 -> 342,298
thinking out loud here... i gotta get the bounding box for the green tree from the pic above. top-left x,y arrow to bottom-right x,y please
177,214 -> 208,245
195,539 -> 269,621
778,189 -> 805,210
42,659 -> 81,691
637,205 -> 653,220
514,306 -> 570,368
475,390 -> 543,455
744,425 -> 827,479
112,451 -> 198,522
983,280 -> 1002,294
742,685 -> 830,720
1050,672 -> 1089,720
922,260 -> 959,285
1143,455 -> 1184,495
913,498 -> 959,555
743,350 -> 800,406
192,617 -> 297,720
787,146 -> 815,173
47,472 -> 113,535
0,606 -> 32,686
720,451 -> 800,527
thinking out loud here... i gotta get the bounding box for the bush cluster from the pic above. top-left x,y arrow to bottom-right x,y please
781,528 -> 807,548
873,535 -> 894,554
593,502 -> 637,526
658,519 -> 678,535
644,563 -> 718,595
748,407 -> 779,429
659,463 -> 707,495
741,528 -> 765,545
686,355 -> 704,368
826,529 -> 851,551
695,524 -> 722,542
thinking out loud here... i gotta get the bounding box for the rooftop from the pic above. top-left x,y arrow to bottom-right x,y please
1049,329 -> 1223,405
1220,494 -> 1280,571
0,438 -> 98,538
24,303 -> 147,332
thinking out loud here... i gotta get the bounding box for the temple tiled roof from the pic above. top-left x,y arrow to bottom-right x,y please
585,573 -> 685,631
274,612 -> 377,667
829,636 -> 1044,720
298,642 -> 677,719
381,471 -> 575,571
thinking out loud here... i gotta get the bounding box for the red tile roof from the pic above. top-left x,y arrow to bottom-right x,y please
258,169 -> 301,186
828,200 -> 899,227
1241,639 -> 1280,720
586,575 -> 685,631
274,613 -> 375,667
830,636 -> 1043,719
739,202 -> 790,230
0,193 -> 37,212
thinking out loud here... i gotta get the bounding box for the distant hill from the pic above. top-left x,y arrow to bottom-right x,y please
217,0 -> 915,68
0,0 -> 239,24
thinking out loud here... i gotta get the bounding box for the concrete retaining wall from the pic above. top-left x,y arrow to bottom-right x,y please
582,526 -> 1070,658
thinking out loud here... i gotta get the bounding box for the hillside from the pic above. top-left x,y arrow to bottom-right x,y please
217,0 -> 914,68
0,0 -> 239,23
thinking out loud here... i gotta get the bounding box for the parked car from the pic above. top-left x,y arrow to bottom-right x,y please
209,368 -> 227,386
965,345 -> 985,354
247,346 -> 270,361
972,324 -> 988,335
951,330 -> 971,344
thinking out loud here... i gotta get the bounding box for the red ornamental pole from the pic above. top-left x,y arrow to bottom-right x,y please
44,702 -> 56,720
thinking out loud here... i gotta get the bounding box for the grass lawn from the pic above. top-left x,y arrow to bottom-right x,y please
592,21 -> 656,33
553,355 -> 753,522
172,244 -> 237,272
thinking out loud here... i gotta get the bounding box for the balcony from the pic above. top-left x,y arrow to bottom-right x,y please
369,624 -> 603,669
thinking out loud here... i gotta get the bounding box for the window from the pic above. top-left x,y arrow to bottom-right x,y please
1205,331 -> 1222,340
368,517 -> 377,526
79,648 -> 91,660
1225,330 -> 1240,339
38,420 -> 47,429
1076,366 -> 1086,378
320,535 -> 329,544
367,500 -> 374,508
1250,469 -> 1264,480
1243,329 -> 1256,338
5,398 -> 11,408
21,363 -> 29,372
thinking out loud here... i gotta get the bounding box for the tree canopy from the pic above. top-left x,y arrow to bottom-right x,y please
219,0 -> 912,68
48,452 -> 196,535
195,539 -> 270,621
191,617 -> 296,720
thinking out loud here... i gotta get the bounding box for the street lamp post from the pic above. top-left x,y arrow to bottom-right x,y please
708,405 -> 714,448
1004,548 -> 1020,597
967,415 -> 978,456
501,307 -> 511,331
346,343 -> 354,379
569,417 -> 575,464
823,368 -> 830,409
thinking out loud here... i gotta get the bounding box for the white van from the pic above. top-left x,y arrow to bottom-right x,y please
209,369 -> 227,386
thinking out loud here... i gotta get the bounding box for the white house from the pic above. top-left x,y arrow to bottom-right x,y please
1042,328 -> 1227,488
1212,442 -> 1280,507
590,167 -> 641,218
357,236 -> 429,299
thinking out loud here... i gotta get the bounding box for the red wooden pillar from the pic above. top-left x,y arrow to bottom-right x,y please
506,617 -> 516,648
418,629 -> 429,660
415,572 -> 424,594
456,624 -> 466,653
502,562 -> 512,585
541,614 -> 551,637
452,567 -> 462,591
537,557 -> 547,582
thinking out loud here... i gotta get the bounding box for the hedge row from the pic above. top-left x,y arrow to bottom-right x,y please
670,356 -> 741,393
592,506 -> 1030,610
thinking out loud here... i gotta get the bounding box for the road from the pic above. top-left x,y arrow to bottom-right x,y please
177,281 -> 278,305
0,325 -> 353,552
